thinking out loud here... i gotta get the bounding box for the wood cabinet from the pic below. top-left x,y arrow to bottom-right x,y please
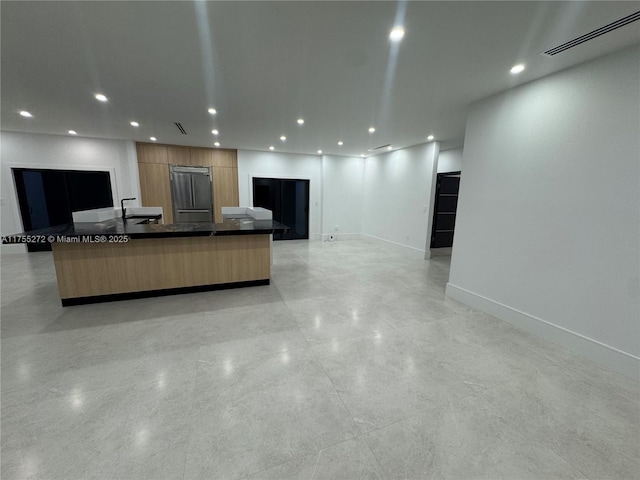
212,149 -> 236,168
136,143 -> 168,164
135,142 -> 239,223
167,146 -> 189,165
52,234 -> 271,302
138,162 -> 174,224
212,166 -> 239,223
190,147 -> 213,167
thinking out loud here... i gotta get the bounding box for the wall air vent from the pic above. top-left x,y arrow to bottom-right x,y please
175,122 -> 187,134
368,144 -> 391,152
542,10 -> 640,56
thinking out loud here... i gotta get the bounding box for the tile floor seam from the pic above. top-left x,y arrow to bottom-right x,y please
518,424 -> 593,480
187,343 -> 346,479
0,370 -> 68,404
555,354 -> 640,403
306,343 -> 362,441
354,397 -> 455,442
295,329 -> 388,348
279,296 -> 315,348
309,449 -> 322,480
440,359 -> 513,394
45,353 -> 200,398
499,330 -> 575,369
179,347 -> 202,480
359,433 -> 391,480
553,451 -> 593,480
194,347 -> 322,409
221,335 -> 331,480
472,384 -> 597,480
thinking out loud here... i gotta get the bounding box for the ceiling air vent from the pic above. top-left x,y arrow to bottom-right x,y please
542,10 -> 640,56
368,144 -> 391,152
175,122 -> 187,134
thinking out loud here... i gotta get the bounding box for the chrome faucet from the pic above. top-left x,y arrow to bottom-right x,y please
120,198 -> 136,221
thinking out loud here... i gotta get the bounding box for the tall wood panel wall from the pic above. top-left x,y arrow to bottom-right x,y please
136,143 -> 239,223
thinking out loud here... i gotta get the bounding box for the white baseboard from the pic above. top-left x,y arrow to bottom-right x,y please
360,233 -> 426,257
445,283 -> 640,380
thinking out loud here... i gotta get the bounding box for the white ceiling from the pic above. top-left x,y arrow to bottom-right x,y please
2,1 -> 639,157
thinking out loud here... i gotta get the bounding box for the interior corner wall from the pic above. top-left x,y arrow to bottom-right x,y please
321,155 -> 364,238
361,142 -> 439,252
447,45 -> 640,378
0,131 -> 140,253
236,149 -> 323,239
437,147 -> 463,173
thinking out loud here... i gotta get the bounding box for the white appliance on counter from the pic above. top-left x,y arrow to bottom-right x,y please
221,207 -> 272,220
72,206 -> 164,223
71,207 -> 116,223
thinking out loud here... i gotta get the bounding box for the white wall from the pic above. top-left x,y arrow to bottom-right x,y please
321,155 -> 364,238
361,142 -> 439,252
1,131 -> 140,251
447,46 -> 640,378
237,149 -> 323,238
437,147 -> 463,173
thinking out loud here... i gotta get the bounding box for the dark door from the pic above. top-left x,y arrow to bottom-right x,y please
13,168 -> 113,252
252,177 -> 309,240
21,171 -> 50,230
430,172 -> 461,249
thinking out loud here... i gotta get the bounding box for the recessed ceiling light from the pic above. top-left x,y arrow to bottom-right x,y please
427,135 -> 435,141
280,136 -> 286,141
297,118 -> 304,125
510,64 -> 525,74
68,130 -> 77,135
130,121 -> 139,127
387,145 -> 393,150
214,142 -> 220,147
389,27 -> 405,42
317,150 -> 323,154
368,127 -> 376,133
208,108 -> 217,115
338,141 -> 343,146
211,129 -> 219,135
19,110 -> 33,117
149,137 -> 157,141
95,93 -> 108,102
360,153 -> 365,157
269,146 -> 275,151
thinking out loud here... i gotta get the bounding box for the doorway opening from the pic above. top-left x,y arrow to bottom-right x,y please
430,171 -> 461,251
252,177 -> 309,240
13,168 -> 113,252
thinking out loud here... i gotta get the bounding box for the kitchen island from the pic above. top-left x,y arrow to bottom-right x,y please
2,218 -> 288,306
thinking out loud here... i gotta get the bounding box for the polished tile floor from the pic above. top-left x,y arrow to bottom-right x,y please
1,239 -> 639,480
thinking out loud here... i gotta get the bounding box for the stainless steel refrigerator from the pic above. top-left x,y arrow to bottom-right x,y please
169,165 -> 214,223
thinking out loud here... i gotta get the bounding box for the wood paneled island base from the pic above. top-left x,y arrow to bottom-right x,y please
52,235 -> 271,306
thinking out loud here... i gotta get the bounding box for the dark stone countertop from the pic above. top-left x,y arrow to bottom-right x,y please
1,218 -> 289,243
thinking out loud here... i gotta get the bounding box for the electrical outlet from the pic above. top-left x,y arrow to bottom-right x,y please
335,225 -> 339,231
